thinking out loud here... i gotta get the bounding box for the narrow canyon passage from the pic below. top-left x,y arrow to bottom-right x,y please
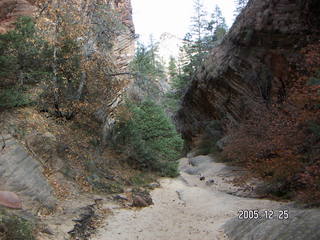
92,156 -> 283,240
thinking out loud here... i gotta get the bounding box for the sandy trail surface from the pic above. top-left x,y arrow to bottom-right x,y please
92,156 -> 284,240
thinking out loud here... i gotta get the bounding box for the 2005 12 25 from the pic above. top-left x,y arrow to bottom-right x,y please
238,209 -> 289,220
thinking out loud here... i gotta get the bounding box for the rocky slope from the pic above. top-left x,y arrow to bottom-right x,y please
176,0 -> 320,146
0,134 -> 55,209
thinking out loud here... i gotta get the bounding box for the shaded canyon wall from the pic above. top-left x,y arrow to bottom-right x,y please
176,0 -> 320,146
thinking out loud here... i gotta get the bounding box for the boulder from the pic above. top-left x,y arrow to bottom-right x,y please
131,190 -> 153,208
132,195 -> 148,208
147,182 -> 161,189
189,155 -> 212,167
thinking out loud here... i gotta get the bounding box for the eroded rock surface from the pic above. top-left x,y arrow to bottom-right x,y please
0,134 -> 55,208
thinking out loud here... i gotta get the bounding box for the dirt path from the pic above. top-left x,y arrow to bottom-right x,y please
92,156 -> 284,240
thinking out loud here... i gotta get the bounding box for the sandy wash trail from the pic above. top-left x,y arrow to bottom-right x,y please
92,155 -> 284,240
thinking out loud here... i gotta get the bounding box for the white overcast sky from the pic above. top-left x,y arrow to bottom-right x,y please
131,0 -> 236,44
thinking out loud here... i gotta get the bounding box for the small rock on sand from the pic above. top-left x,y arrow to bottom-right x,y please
0,191 -> 22,209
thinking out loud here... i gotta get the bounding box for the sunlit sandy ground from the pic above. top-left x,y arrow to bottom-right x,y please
92,156 -> 283,240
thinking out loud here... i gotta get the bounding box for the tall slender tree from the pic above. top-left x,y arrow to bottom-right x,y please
189,0 -> 210,64
207,6 -> 228,45
164,2 -> 229,115
130,40 -> 165,100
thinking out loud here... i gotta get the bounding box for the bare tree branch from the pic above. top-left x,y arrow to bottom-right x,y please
105,72 -> 138,77
1,135 -> 6,151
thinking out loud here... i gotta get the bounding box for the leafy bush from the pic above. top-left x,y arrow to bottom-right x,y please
222,100 -> 307,195
0,212 -> 35,240
113,100 -> 183,177
222,81 -> 320,204
0,87 -> 33,109
220,41 -> 320,206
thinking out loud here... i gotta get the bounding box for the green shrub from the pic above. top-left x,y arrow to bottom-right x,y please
0,16 -> 51,83
0,87 -> 33,109
0,16 -> 50,110
0,212 -> 35,240
113,100 -> 183,176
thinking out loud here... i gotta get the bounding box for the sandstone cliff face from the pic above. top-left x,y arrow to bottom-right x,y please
92,0 -> 136,139
109,0 -> 135,72
176,0 -> 320,145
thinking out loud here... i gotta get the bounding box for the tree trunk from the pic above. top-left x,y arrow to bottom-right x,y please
76,71 -> 87,100
52,19 -> 61,116
18,70 -> 24,86
52,45 -> 61,115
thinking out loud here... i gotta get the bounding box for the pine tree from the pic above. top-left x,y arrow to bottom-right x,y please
164,2 -> 228,115
207,6 -> 228,47
0,16 -> 51,108
0,16 -> 50,84
130,40 -> 165,100
168,57 -> 178,80
188,0 -> 210,65
114,100 -> 183,176
168,56 -> 187,97
163,55 -> 191,115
